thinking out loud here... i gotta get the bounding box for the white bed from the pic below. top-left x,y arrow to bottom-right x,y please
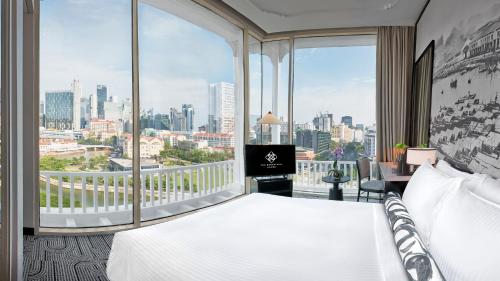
107,193 -> 407,281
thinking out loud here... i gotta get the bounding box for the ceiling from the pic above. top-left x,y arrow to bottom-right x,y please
222,0 -> 428,33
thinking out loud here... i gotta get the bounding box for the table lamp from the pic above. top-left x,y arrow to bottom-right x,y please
258,111 -> 281,144
406,147 -> 437,173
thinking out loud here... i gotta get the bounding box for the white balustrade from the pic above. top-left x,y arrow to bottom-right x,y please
293,160 -> 378,193
39,160 -> 236,216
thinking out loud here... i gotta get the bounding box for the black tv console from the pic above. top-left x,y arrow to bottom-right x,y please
254,176 -> 293,197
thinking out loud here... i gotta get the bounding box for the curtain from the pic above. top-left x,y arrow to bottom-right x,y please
376,26 -> 415,162
409,43 -> 434,147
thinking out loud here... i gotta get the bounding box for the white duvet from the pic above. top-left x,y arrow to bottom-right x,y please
107,193 -> 407,281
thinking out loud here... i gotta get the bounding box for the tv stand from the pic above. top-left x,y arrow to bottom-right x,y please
253,176 -> 293,197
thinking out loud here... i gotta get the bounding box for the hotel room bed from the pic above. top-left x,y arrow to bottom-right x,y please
107,193 -> 408,281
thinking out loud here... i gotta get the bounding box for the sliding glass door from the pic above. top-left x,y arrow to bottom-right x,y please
292,35 -> 377,196
39,0 -> 134,228
137,0 -> 244,221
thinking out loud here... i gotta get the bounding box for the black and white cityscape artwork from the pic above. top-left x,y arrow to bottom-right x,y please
430,4 -> 500,178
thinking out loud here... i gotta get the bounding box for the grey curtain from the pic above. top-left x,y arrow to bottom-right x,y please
409,43 -> 434,147
376,26 -> 415,162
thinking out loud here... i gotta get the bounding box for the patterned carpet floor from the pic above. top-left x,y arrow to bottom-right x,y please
23,234 -> 114,281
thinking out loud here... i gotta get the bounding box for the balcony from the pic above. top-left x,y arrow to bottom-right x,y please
293,160 -> 379,199
40,160 -> 241,228
40,160 -> 378,228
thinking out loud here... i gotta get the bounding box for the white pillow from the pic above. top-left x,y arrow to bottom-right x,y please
402,163 -> 463,246
429,187 -> 500,281
435,160 -> 471,178
469,176 -> 500,206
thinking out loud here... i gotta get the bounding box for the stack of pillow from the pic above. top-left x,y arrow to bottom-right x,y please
401,160 -> 500,281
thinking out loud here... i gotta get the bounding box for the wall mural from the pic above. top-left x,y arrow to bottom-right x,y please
429,3 -> 500,177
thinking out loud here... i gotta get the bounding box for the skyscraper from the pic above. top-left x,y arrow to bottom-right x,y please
313,113 -> 333,132
71,79 -> 81,129
170,107 -> 186,131
182,104 -> 194,132
80,97 -> 89,128
97,85 -> 107,119
208,82 -> 235,133
341,116 -> 353,128
45,91 -> 74,130
89,93 -> 98,119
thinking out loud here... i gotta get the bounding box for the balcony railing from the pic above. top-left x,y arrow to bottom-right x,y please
293,160 -> 379,195
40,159 -> 378,228
40,160 -> 241,228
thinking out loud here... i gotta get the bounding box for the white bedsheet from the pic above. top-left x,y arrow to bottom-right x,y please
107,193 -> 407,281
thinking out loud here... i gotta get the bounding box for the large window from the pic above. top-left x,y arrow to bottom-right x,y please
39,0 -> 133,227
138,0 -> 244,221
292,35 -> 377,193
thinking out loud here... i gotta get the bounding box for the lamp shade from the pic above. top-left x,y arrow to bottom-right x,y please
406,148 -> 437,165
258,111 -> 281,125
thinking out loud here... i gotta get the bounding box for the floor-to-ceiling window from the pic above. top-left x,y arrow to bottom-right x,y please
138,0 -> 244,221
292,35 -> 377,195
39,0 -> 134,227
261,40 -> 290,144
248,36 -> 262,144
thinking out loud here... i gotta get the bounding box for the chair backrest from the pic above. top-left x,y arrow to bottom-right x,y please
356,157 -> 371,182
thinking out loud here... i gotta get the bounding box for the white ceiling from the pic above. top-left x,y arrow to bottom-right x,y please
222,0 -> 428,33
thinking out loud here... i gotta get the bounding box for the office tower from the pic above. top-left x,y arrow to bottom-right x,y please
355,124 -> 364,131
154,114 -> 170,130
296,129 -> 330,153
208,82 -> 235,133
39,101 -> 45,127
97,85 -> 107,119
364,128 -> 376,159
45,91 -> 74,130
182,104 -> 194,132
341,116 -> 353,128
103,96 -> 120,121
170,107 -> 186,131
89,93 -> 98,119
71,79 -> 81,129
80,97 -> 89,128
313,113 -> 332,132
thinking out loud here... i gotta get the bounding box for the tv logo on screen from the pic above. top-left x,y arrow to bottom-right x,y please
265,151 -> 278,163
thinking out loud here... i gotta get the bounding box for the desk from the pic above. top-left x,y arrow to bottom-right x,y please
379,162 -> 412,194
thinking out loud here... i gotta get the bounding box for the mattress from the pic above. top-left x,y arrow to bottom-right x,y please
107,193 -> 407,281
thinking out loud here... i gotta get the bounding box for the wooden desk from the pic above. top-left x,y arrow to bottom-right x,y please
379,162 -> 412,194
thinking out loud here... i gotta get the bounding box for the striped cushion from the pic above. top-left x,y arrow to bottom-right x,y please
384,192 -> 445,281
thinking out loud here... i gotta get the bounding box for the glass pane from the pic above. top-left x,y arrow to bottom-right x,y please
39,0 -> 133,227
248,36 -> 262,144
138,0 -> 244,221
292,35 -> 377,197
262,40 -> 289,144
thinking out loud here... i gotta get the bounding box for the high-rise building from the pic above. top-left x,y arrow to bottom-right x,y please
341,116 -> 353,128
364,128 -> 376,159
313,113 -> 333,132
89,93 -> 98,119
182,104 -> 194,132
103,97 -> 120,121
80,97 -> 89,128
296,129 -> 330,153
71,79 -> 82,129
45,91 -> 74,130
97,85 -> 107,119
154,114 -> 170,130
170,107 -> 186,131
39,101 -> 46,128
208,82 -> 235,133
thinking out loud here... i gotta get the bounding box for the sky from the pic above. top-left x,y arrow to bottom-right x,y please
40,0 -> 376,130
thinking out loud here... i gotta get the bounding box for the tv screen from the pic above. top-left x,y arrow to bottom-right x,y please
245,145 -> 296,177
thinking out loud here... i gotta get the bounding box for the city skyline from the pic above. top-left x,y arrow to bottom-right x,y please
41,0 -> 377,131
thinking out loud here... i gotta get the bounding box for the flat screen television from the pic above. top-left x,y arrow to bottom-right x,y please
245,145 -> 296,177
